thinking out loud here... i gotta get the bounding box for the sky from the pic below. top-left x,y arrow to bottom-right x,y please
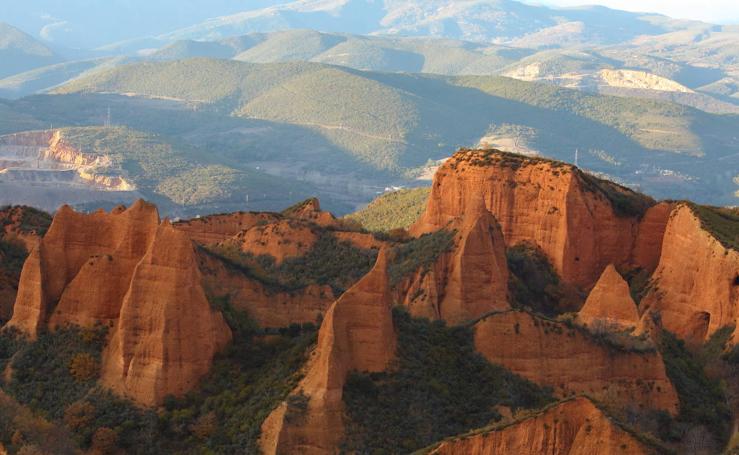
540,0 -> 739,24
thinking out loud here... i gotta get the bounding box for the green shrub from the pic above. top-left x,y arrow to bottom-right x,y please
388,229 -> 456,285
208,231 -> 378,294
506,242 -> 583,316
688,203 -> 739,252
658,331 -> 732,444
342,308 -> 553,453
346,187 -> 430,232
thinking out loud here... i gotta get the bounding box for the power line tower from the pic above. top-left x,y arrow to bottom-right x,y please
105,106 -> 112,127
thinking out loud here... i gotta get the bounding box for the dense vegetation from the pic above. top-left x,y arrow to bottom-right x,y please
47,58 -> 739,208
578,171 -> 655,218
342,307 -> 553,453
0,300 -> 316,454
58,126 -> 305,210
657,331 -> 732,448
346,187 -> 430,232
208,231 -> 378,294
689,203 -> 739,251
506,242 -> 583,316
388,229 -> 456,285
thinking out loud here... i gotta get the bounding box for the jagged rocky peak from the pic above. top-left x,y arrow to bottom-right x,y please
3,200 -> 231,405
260,248 -> 397,454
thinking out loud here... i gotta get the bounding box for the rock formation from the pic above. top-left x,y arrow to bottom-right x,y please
640,204 -> 739,343
101,222 -> 231,406
260,249 -> 396,454
398,210 -> 510,325
7,200 -> 160,335
411,149 -> 654,289
474,310 -> 678,414
174,211 -> 280,245
283,198 -> 337,227
630,202 -> 674,273
197,250 -> 335,328
578,264 -> 640,330
224,219 -> 318,264
4,201 -> 231,405
426,397 -> 655,455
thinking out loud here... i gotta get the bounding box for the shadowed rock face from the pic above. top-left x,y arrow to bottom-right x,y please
427,397 -> 654,455
260,249 -> 396,455
396,210 -> 510,325
641,204 -> 739,344
197,250 -> 335,329
412,149 -> 653,289
578,264 -> 640,330
4,201 -> 231,406
474,311 -> 679,415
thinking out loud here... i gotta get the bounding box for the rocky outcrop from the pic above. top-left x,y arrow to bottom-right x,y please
101,222 -> 231,406
7,200 -> 160,336
578,265 -> 640,330
640,204 -> 739,344
427,397 -> 654,455
412,149 -> 654,289
474,310 -> 678,414
4,201 -> 231,405
223,219 -> 318,264
174,212 -> 280,245
283,198 -> 337,227
197,250 -> 335,329
260,249 -> 396,454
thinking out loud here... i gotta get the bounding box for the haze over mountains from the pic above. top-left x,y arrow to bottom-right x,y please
0,0 -> 737,215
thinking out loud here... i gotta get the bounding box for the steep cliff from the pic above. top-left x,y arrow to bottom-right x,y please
101,222 -> 231,406
260,249 -> 396,454
4,201 -> 231,406
641,204 -> 739,344
578,264 -> 640,330
411,149 -> 654,289
425,397 -> 655,455
397,211 -> 509,325
474,310 -> 678,414
7,200 -> 160,336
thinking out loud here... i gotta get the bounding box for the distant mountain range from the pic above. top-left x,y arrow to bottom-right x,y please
0,1 -> 737,211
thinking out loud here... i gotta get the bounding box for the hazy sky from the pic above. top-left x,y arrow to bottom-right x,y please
540,0 -> 739,24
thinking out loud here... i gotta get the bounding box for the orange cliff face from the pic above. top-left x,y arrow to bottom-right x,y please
641,204 -> 739,344
260,249 -> 396,455
426,397 -> 655,455
578,264 -> 640,330
411,149 -> 655,289
101,222 -> 231,407
474,311 -> 678,414
7,200 -> 160,335
396,211 -> 510,325
3,201 -> 231,406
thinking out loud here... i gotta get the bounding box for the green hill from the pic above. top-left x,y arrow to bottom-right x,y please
56,126 -> 315,210
346,187 -> 430,232
0,57 -> 124,99
49,58 -> 739,205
